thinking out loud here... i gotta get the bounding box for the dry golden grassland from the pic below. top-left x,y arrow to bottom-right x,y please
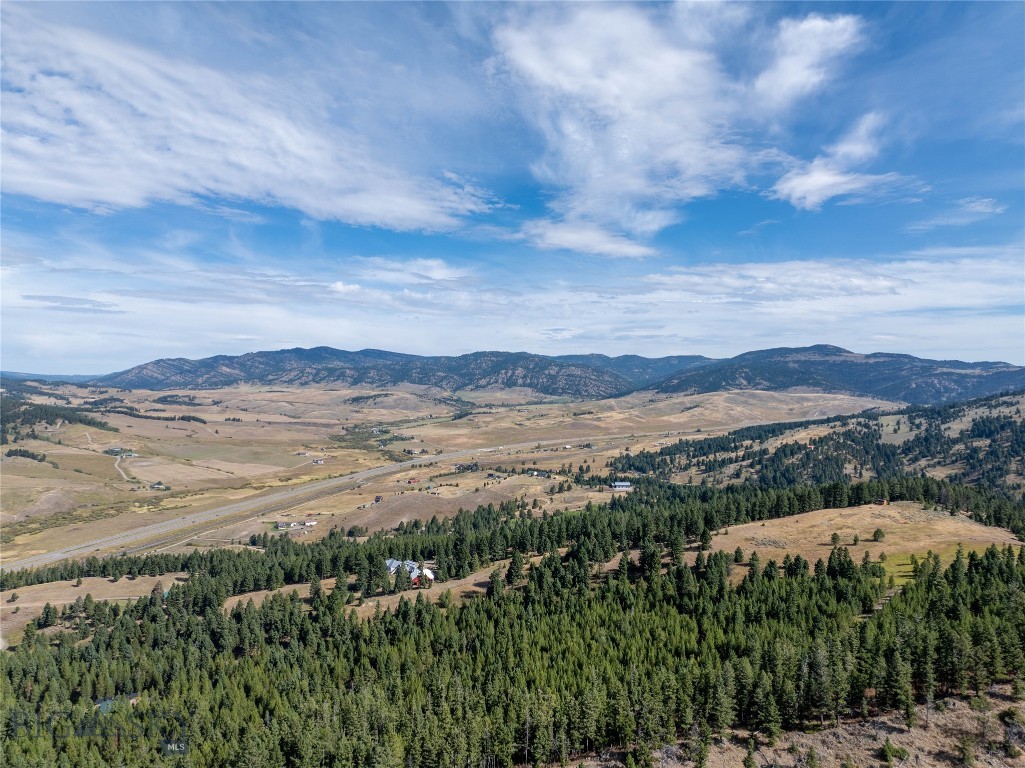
701,501 -> 1021,584
2,384 -> 887,565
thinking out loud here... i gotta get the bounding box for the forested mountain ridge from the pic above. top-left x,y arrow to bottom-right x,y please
69,344 -> 1025,404
612,390 -> 1025,498
652,344 -> 1025,404
89,348 -> 636,397
552,353 -> 714,385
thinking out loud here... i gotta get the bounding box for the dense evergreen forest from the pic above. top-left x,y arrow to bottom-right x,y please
610,391 -> 1025,498
3,469 -> 1025,767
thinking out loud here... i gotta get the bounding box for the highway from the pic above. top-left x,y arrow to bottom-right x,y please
1,433 -> 646,572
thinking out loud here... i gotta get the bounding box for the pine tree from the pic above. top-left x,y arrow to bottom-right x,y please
506,550 -> 524,585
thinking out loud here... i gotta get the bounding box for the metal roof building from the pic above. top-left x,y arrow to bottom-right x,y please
385,559 -> 435,582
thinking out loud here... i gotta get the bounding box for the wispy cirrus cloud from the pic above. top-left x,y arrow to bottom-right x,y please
0,6 -> 494,232
5,221 -> 1021,370
351,257 -> 473,286
905,196 -> 1007,233
20,295 -> 125,314
519,220 -> 657,259
738,219 -> 780,237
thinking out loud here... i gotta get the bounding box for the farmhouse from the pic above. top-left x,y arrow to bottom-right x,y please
385,558 -> 435,587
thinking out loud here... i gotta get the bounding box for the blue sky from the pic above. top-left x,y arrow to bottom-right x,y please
2,1 -> 1022,374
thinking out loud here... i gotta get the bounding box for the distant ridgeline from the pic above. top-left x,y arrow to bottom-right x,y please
75,343 -> 1025,404
2,473 -> 1025,766
610,390 -> 1025,499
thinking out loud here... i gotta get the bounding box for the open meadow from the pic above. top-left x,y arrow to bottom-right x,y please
700,501 -> 1022,585
1,383 -> 887,566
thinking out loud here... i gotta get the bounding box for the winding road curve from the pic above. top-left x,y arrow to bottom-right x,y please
2,433 -> 646,573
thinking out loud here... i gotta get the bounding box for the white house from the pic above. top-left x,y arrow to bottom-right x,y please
385,558 -> 435,586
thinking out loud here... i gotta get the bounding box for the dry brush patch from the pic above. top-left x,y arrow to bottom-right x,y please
690,687 -> 1023,768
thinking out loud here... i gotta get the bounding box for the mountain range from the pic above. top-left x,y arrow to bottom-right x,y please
5,345 -> 1023,405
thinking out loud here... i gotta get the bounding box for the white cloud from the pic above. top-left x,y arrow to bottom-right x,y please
754,14 -> 864,112
493,6 -> 888,252
520,220 -> 656,258
0,6 -> 493,231
773,161 -> 905,210
352,257 -> 473,286
827,112 -> 887,164
772,113 -> 910,209
329,282 -> 362,295
905,196 -> 1008,233
494,4 -> 744,242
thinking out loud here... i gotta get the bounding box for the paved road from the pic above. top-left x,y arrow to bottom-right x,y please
1,433 -> 649,572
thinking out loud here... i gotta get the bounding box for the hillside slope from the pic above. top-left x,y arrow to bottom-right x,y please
85,344 -> 1025,404
654,344 -> 1025,404
94,348 -> 634,398
553,353 -> 714,386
